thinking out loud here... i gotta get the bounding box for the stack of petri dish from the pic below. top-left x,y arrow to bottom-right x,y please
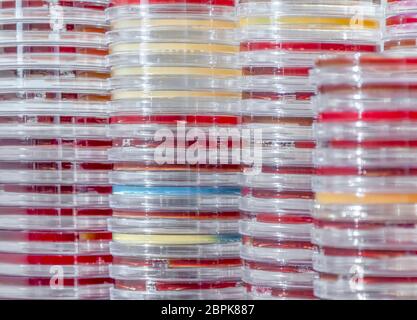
312,53 -> 417,300
384,0 -> 417,53
0,0 -> 113,299
106,0 -> 244,300
238,0 -> 382,300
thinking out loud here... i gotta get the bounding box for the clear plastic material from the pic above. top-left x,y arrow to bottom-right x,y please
109,217 -> 238,234
0,230 -> 111,254
315,273 -> 417,300
111,256 -> 241,281
245,283 -> 316,300
111,186 -> 239,210
110,241 -> 240,259
241,236 -> 314,266
243,262 -> 314,289
314,247 -> 417,277
239,1 -> 382,42
0,0 -> 107,23
0,275 -> 112,300
0,206 -> 112,230
111,285 -> 243,300
0,252 -> 111,277
0,183 -> 111,207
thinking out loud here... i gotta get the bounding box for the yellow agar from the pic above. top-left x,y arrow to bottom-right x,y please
316,193 -> 417,205
240,16 -> 379,29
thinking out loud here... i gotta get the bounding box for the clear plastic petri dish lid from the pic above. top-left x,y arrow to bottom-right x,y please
242,84 -> 314,99
110,187 -> 239,211
111,266 -> 241,283
110,240 -> 240,259
241,73 -> 313,91
314,246 -> 417,277
108,216 -> 238,234
242,261 -> 315,289
241,123 -> 314,148
314,203 -> 417,223
0,20 -> 108,37
238,0 -> 382,16
109,147 -> 239,168
239,20 -> 381,45
242,182 -> 315,201
0,2 -> 107,24
313,175 -> 417,194
107,1 -> 236,23
110,285 -> 244,300
112,184 -> 240,195
0,110 -> 109,138
112,206 -> 240,220
241,235 -> 314,265
110,74 -> 239,91
313,94 -> 417,114
0,124 -> 108,139
0,252 -> 111,278
243,118 -> 313,142
240,26 -> 382,46
239,219 -> 312,241
0,230 -> 111,254
242,172 -> 313,191
0,51 -> 107,69
315,123 -> 417,142
240,195 -> 314,215
245,283 -> 316,300
0,275 -> 112,300
312,53 -> 417,87
315,273 -> 417,300
112,279 -> 242,296
0,185 -> 111,207
108,38 -> 238,53
107,29 -> 237,50
0,206 -> 112,231
109,0 -> 235,7
0,141 -> 111,162
0,161 -> 111,184
0,98 -> 109,114
241,96 -> 314,119
241,142 -> 314,169
240,51 -> 317,68
109,52 -> 237,69
314,147 -> 417,169
110,171 -> 239,187
312,220 -> 417,250
0,71 -> 109,92
110,96 -> 238,114
240,32 -> 379,56
0,30 -> 106,46
0,62 -> 108,72
110,256 -> 241,282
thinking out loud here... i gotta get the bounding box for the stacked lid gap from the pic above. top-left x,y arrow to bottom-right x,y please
0,0 -> 113,299
238,0 -> 382,300
106,0 -> 243,300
